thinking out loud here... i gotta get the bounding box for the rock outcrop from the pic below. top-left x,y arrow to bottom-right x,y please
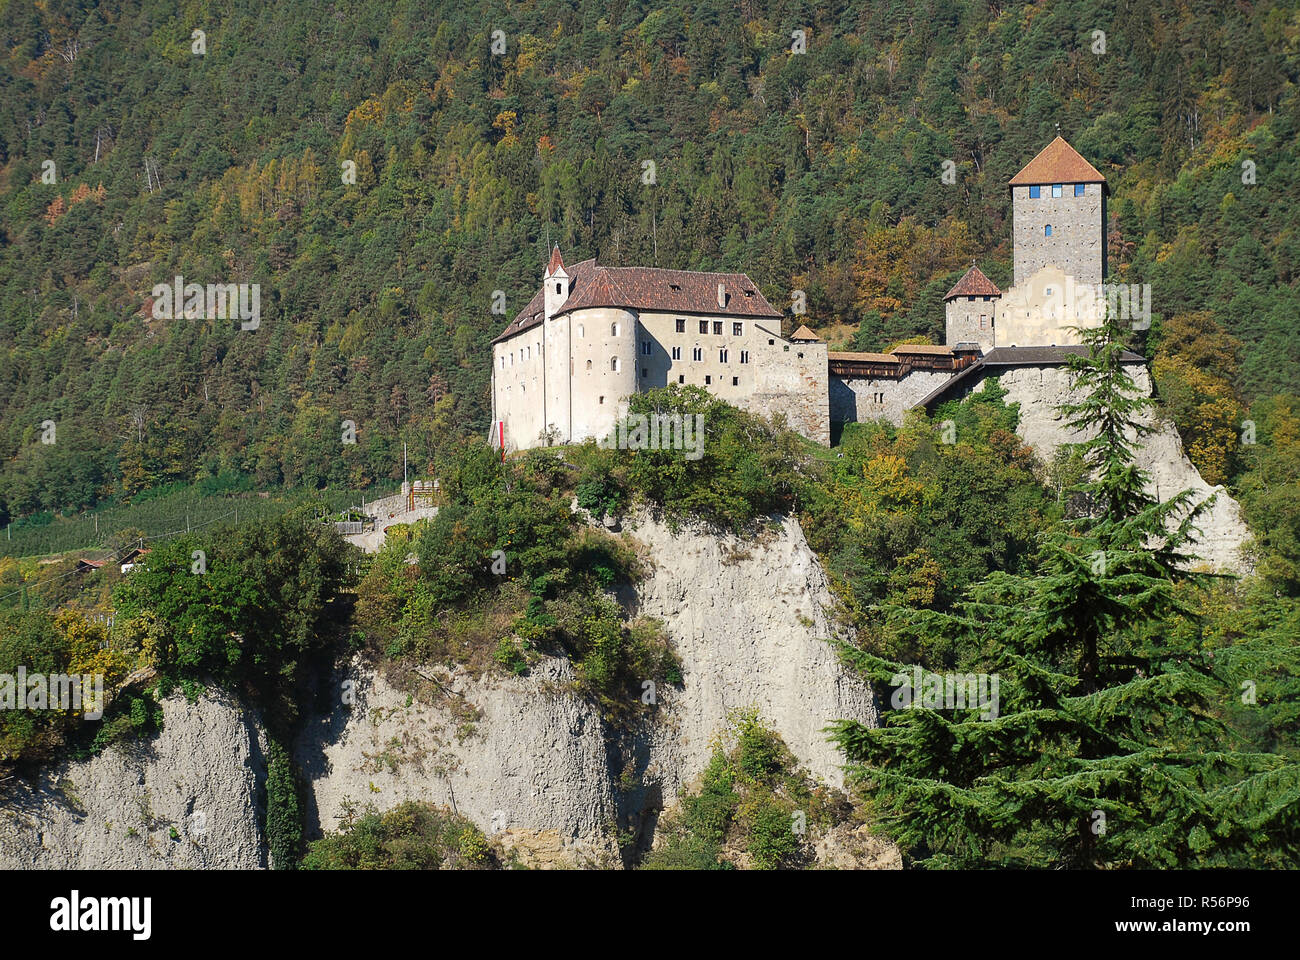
0,691 -> 267,869
990,365 -> 1251,573
624,512 -> 877,805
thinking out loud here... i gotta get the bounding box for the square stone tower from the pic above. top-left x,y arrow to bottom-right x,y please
1009,136 -> 1107,287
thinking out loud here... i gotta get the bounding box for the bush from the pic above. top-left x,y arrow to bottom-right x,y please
302,801 -> 499,870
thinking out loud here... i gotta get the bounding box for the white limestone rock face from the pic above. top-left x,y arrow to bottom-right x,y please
295,656 -> 622,867
0,691 -> 267,869
625,511 -> 879,806
988,365 -> 1251,573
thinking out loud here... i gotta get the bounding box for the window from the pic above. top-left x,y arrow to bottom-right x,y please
1074,183 -> 1085,197
797,352 -> 804,359
712,321 -> 723,335
577,324 -> 584,338
676,318 -> 686,333
1044,224 -> 1053,237
979,315 -> 987,330
740,350 -> 749,364
731,376 -> 739,386
521,383 -> 525,393
641,367 -> 647,378
555,283 -> 561,294
705,375 -> 712,385
768,339 -> 775,345
1029,185 -> 1040,198
699,320 -> 709,334
968,296 -> 976,302
586,359 -> 592,370
640,340 -> 651,355
732,322 -> 743,336
692,346 -> 703,361
783,345 -> 789,352
1051,184 -> 1062,198
719,349 -> 728,363
611,322 -> 620,337
599,396 -> 605,404
678,375 -> 685,384
671,346 -> 681,361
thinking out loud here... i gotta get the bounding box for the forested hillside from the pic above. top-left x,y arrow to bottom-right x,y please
1,0 -> 1298,523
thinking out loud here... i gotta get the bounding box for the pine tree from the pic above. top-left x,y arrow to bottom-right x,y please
829,314 -> 1300,868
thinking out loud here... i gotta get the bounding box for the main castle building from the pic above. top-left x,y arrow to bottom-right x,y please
491,137 -> 1135,450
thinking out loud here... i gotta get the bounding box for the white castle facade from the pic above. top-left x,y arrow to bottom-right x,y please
491,137 -> 1143,451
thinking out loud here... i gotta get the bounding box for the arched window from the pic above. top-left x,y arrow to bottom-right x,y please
611,322 -> 620,337
555,283 -> 562,294
586,359 -> 592,370
1044,224 -> 1053,237
611,357 -> 620,372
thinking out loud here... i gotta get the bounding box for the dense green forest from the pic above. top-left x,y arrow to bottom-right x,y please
1,0 -> 1298,522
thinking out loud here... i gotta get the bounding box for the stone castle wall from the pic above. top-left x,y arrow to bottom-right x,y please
829,369 -> 955,427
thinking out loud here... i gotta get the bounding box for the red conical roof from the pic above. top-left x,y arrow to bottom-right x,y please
546,244 -> 566,275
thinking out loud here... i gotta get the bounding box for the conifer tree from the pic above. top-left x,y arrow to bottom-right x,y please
830,314 -> 1300,868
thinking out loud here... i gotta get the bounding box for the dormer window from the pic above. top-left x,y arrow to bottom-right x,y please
669,283 -> 681,291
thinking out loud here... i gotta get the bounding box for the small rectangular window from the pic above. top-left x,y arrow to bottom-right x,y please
1029,185 -> 1040,199
705,375 -> 711,385
712,321 -> 723,335
1074,183 -> 1085,197
640,340 -> 651,355
699,320 -> 709,334
641,367 -> 647,378
732,322 -> 743,336
676,318 -> 686,333
731,376 -> 739,386
768,339 -> 775,345
1051,184 -> 1062,198
678,375 -> 685,384
740,351 -> 749,364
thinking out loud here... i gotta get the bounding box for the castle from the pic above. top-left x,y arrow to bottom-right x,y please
490,137 -> 1143,450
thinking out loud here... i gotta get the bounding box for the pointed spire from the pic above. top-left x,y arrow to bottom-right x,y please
546,244 -> 566,276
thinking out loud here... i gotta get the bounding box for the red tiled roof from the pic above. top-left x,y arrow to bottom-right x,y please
546,244 -> 565,275
1008,136 -> 1106,187
494,255 -> 782,343
943,265 -> 1001,301
790,324 -> 821,341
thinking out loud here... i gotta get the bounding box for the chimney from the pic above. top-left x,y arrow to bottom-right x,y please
717,283 -> 726,309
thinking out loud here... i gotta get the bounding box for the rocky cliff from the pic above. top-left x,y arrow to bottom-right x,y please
0,691 -> 267,869
2,511 -> 885,868
989,365 -> 1252,573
